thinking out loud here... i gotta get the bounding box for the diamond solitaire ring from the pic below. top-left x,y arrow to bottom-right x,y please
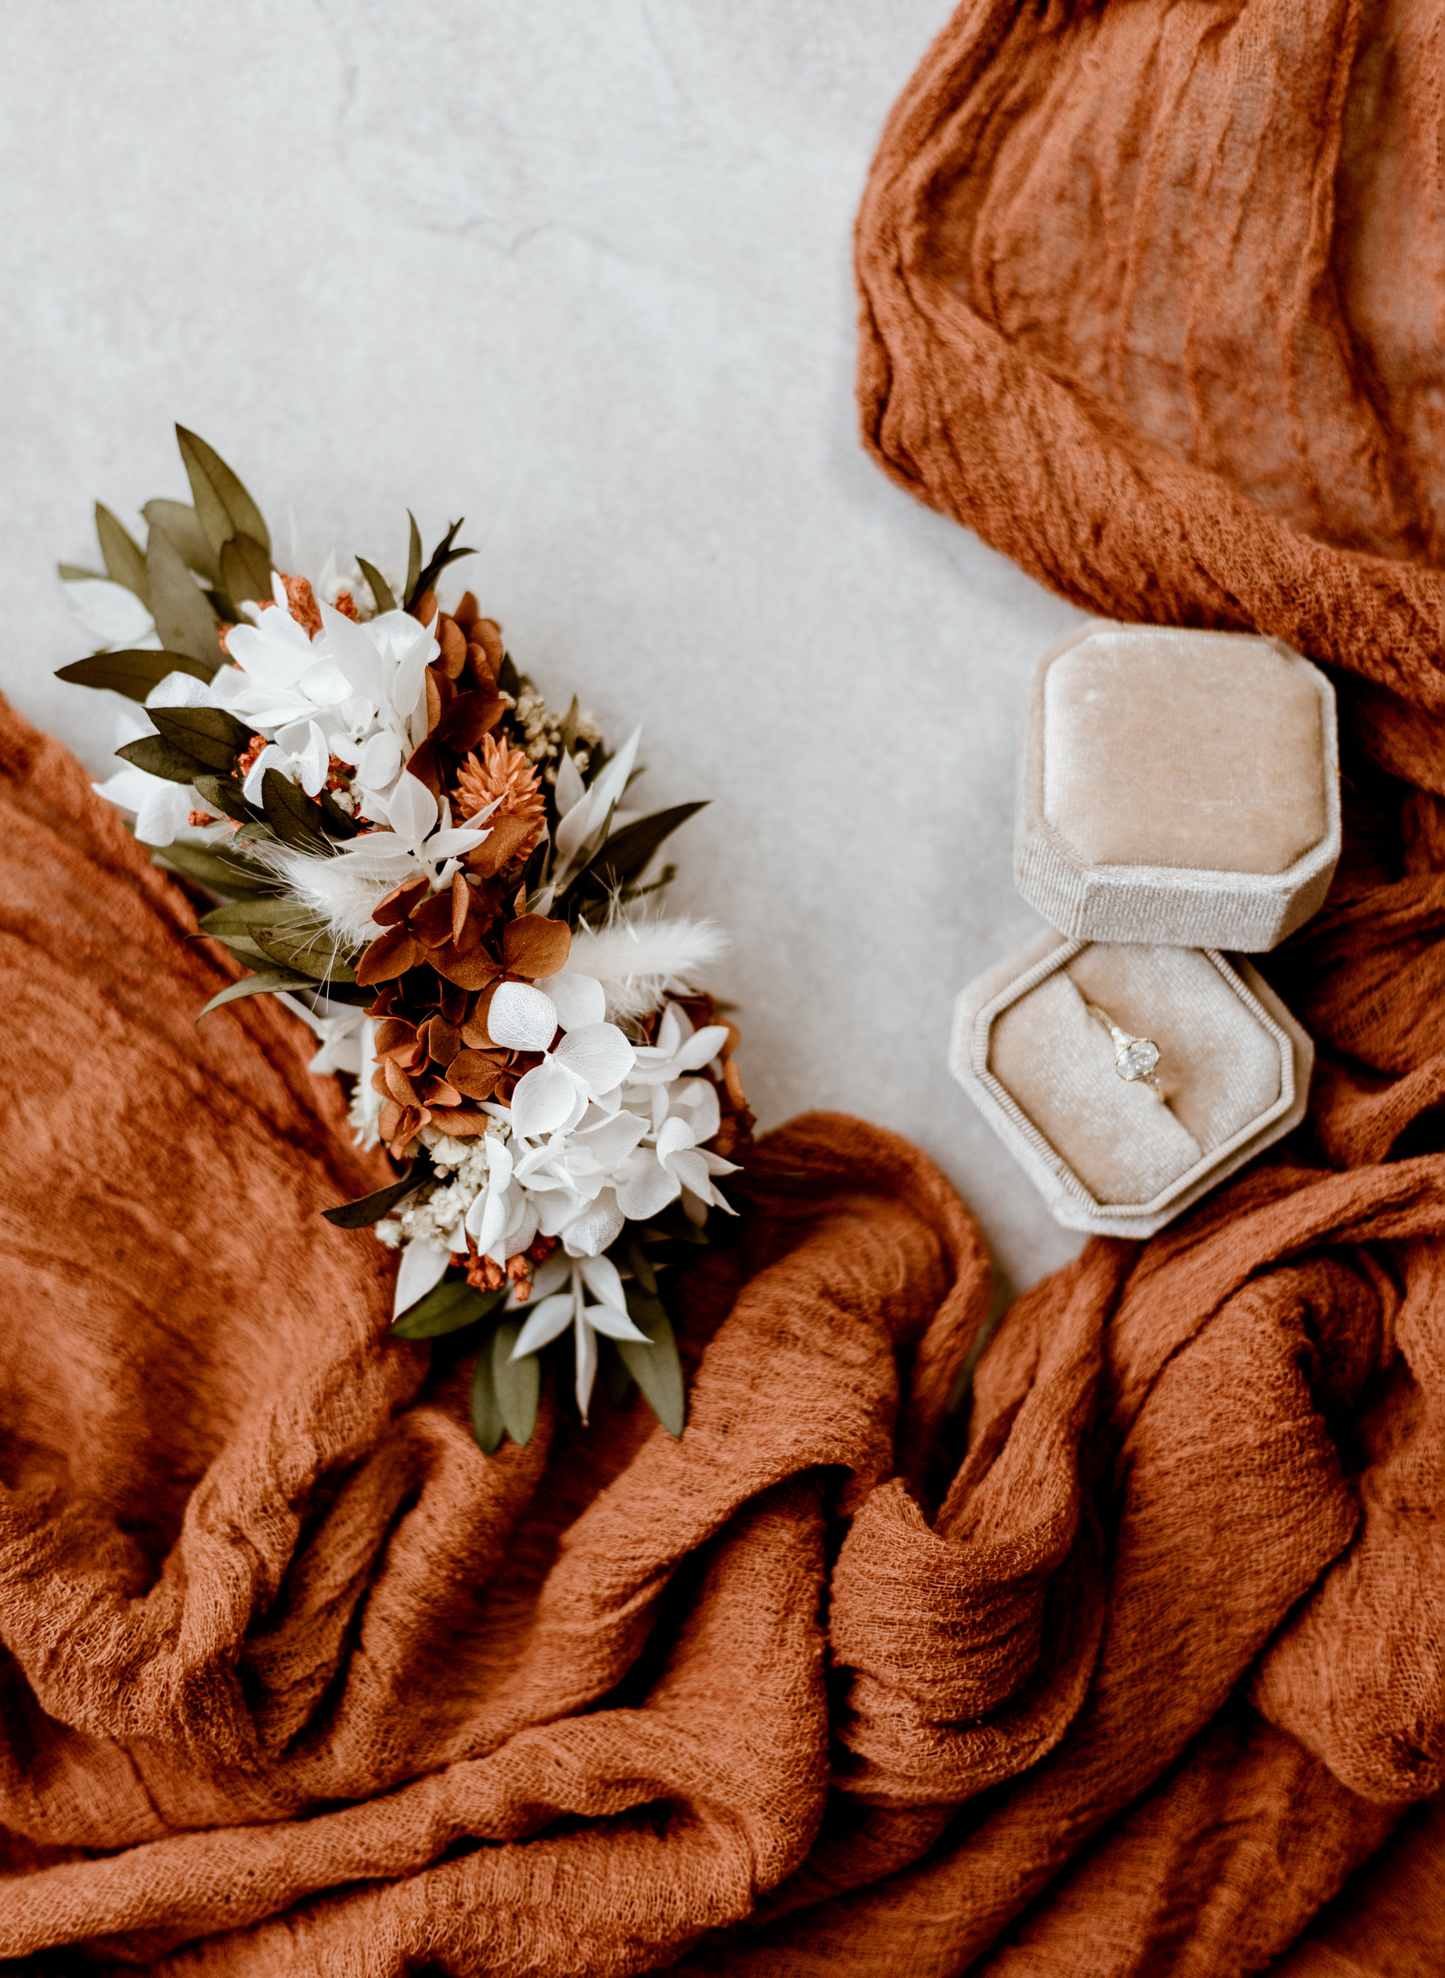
1082,1000 -> 1165,1102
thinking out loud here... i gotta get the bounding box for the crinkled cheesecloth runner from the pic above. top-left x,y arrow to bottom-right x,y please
4,0 -> 1445,1971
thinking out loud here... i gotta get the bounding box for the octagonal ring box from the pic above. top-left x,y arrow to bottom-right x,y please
950,933 -> 1313,1240
1016,624 -> 1340,950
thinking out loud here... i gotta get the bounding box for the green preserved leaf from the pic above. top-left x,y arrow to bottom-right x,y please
146,523 -> 222,663
57,562 -> 105,582
219,532 -> 273,606
322,1163 -> 424,1229
55,648 -> 215,702
115,735 -> 210,785
196,968 -> 316,1019
626,1234 -> 658,1294
405,511 -> 422,603
498,652 -> 521,699
192,772 -> 257,824
600,1338 -> 635,1409
148,704 -> 251,771
204,933 -> 271,963
618,1289 -> 686,1437
143,499 -> 221,583
175,426 -> 271,556
391,1279 -> 500,1340
153,841 -> 278,895
251,917 -> 357,986
198,897 -> 353,983
316,787 -> 359,838
355,557 -> 397,616
261,767 -> 328,849
581,803 -> 708,892
492,1321 -> 540,1446
95,503 -> 149,604
199,897 -> 312,937
471,1339 -> 504,1454
407,517 -> 476,608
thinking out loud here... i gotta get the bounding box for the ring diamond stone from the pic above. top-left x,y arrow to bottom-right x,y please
1082,1000 -> 1165,1102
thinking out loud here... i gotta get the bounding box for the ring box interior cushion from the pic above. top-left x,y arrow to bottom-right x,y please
951,934 -> 1313,1239
1015,624 -> 1340,950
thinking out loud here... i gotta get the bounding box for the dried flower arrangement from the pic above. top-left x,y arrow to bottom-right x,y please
58,428 -> 753,1448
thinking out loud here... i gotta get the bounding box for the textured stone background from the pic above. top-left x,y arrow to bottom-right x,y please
0,0 -> 1088,1295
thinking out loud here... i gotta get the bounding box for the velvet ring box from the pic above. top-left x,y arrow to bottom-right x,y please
950,932 -> 1313,1240
951,623 -> 1333,1237
1015,623 -> 1340,950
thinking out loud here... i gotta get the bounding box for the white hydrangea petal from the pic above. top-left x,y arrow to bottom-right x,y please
242,744 -> 289,807
656,1114 -> 696,1162
427,826 -> 492,859
391,646 -> 430,730
573,1108 -> 649,1170
508,1058 -> 577,1139
384,770 -> 438,846
509,1289 -> 576,1359
392,1235 -> 452,1319
669,1148 -> 719,1202
577,1252 -> 627,1315
500,1195 -> 540,1260
298,722 -> 330,795
554,1022 -> 635,1097
336,829 -> 420,861
133,777 -> 193,848
536,1190 -> 580,1238
356,729 -> 404,791
275,715 -> 314,751
465,1181 -> 509,1254
489,982 -> 561,1054
318,600 -> 388,706
144,672 -> 212,710
619,1050 -> 678,1088
559,1192 -> 626,1258
539,971 -> 606,1032
295,656 -> 357,707
674,1025 -> 731,1073
612,1151 -> 680,1222
671,1078 -> 721,1145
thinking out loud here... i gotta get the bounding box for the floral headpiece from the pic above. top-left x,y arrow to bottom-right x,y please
59,428 -> 753,1448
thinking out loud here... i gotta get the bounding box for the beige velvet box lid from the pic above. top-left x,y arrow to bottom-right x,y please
950,933 -> 1313,1240
1015,624 -> 1340,950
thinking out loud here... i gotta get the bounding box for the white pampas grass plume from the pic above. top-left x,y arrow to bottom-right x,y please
568,913 -> 730,1022
258,841 -> 408,947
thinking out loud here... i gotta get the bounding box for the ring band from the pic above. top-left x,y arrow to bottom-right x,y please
1083,1000 -> 1165,1102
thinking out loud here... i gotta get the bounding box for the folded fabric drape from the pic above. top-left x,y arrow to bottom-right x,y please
5,1 -> 1445,1970
845,0 -> 1445,1969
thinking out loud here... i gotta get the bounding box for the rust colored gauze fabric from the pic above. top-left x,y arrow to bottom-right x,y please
4,7 -> 1445,1978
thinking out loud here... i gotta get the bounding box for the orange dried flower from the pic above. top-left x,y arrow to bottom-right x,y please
280,573 -> 322,636
454,735 -> 547,853
235,733 -> 268,781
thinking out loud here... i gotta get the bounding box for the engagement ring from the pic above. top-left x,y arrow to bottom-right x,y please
1083,1000 -> 1165,1103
